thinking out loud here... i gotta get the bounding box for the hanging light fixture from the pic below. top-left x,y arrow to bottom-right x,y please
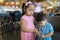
15,2 -> 20,8
5,2 -> 9,6
10,2 -> 14,7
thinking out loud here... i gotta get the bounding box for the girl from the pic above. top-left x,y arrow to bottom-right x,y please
20,3 -> 37,40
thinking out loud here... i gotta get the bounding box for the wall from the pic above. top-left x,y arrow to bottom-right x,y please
0,0 -> 4,3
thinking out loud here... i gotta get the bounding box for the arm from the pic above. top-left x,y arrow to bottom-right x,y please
45,32 -> 53,38
41,32 -> 53,38
41,24 -> 54,38
45,24 -> 54,37
33,18 -> 39,35
20,18 -> 35,33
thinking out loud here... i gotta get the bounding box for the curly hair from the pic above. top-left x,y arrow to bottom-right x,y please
35,12 -> 47,22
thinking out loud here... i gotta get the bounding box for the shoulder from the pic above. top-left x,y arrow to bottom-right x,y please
21,15 -> 26,20
46,22 -> 53,28
31,16 -> 34,19
46,22 -> 54,32
47,22 -> 52,26
31,16 -> 34,18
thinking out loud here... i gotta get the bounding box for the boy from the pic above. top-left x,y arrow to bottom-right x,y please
35,12 -> 54,40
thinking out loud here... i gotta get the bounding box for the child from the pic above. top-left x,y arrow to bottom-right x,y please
35,12 -> 54,40
20,3 -> 36,40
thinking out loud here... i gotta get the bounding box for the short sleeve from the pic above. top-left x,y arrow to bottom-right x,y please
32,16 -> 34,20
21,15 -> 26,21
49,24 -> 54,33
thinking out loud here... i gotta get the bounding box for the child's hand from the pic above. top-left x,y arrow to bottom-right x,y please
33,29 -> 38,35
41,34 -> 46,38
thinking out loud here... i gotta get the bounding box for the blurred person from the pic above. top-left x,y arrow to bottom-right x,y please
47,9 -> 54,16
54,9 -> 60,16
34,1 -> 42,17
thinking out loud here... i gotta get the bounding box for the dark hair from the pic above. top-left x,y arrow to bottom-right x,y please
22,3 -> 35,15
27,0 -> 34,2
36,12 -> 47,22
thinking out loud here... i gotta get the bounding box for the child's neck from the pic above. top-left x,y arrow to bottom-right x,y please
25,14 -> 32,16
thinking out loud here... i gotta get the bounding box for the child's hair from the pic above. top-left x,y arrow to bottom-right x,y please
27,0 -> 34,2
22,3 -> 35,15
36,12 -> 47,22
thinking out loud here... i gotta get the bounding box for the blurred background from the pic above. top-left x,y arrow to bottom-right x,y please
0,0 -> 60,40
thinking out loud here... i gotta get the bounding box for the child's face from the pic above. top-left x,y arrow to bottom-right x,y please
38,19 -> 47,27
29,5 -> 35,11
26,5 -> 35,16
